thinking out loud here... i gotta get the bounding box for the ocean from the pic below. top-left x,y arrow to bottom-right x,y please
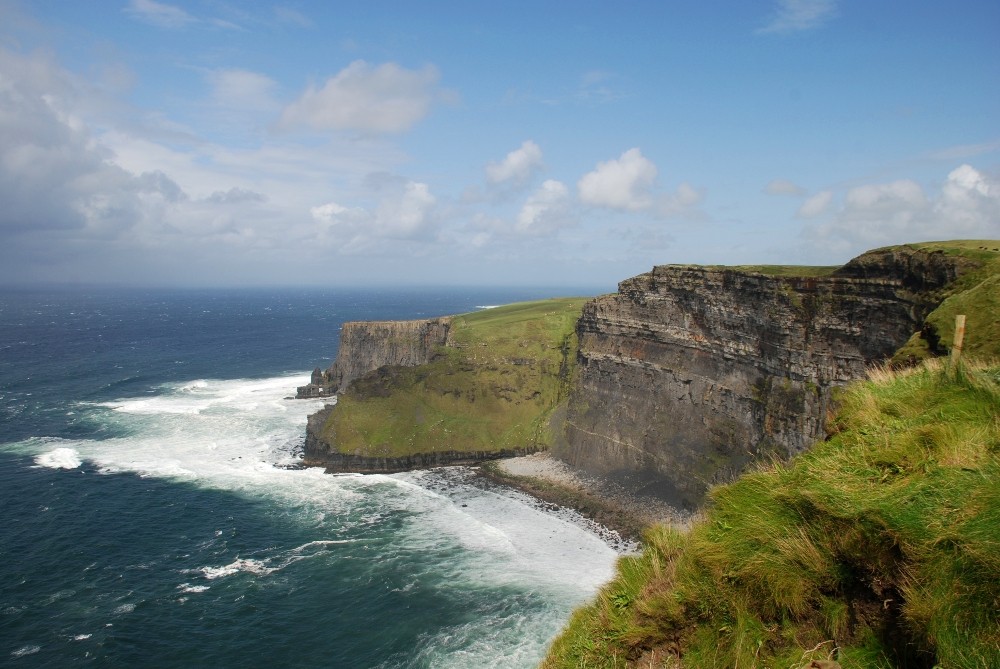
0,286 -> 620,668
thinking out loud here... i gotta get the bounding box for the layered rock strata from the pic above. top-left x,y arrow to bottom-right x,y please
553,249 -> 966,509
296,318 -> 450,398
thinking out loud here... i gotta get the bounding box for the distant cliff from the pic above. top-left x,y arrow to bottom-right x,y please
298,243 -> 995,502
297,318 -> 451,398
301,299 -> 586,472
552,245 -> 981,508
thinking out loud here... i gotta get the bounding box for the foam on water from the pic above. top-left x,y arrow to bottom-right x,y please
7,372 -> 620,666
34,447 -> 82,469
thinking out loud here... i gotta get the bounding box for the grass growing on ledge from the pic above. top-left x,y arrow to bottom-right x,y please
725,264 -> 839,277
323,298 -> 587,457
541,359 -> 1000,668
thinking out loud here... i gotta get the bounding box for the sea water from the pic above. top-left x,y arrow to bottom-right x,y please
0,287 -> 619,668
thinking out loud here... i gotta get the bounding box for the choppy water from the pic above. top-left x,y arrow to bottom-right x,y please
0,287 -> 618,668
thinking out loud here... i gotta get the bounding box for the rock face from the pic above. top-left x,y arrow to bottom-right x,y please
296,318 -> 451,398
552,247 -> 970,509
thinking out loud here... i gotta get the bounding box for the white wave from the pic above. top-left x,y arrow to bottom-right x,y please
177,584 -> 210,593
11,645 -> 40,658
6,370 -> 620,662
199,558 -> 277,580
72,634 -> 92,641
35,447 -> 82,469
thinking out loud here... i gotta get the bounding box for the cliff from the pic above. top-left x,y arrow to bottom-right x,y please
298,241 -> 997,500
302,298 -> 586,472
553,244 -> 989,509
542,360 -> 1000,668
296,317 -> 451,398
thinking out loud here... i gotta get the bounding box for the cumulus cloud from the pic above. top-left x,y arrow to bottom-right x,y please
516,180 -> 571,235
656,182 -> 705,218
486,140 -> 543,185
797,190 -> 832,218
803,165 -> 1000,254
0,46 -> 148,236
309,179 -> 439,253
765,179 -> 806,196
278,61 -> 449,134
757,0 -> 837,35
578,148 -> 658,211
125,0 -> 196,28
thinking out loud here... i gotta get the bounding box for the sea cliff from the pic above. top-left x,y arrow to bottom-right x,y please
301,298 -> 586,472
300,242 -> 996,505
297,317 -> 451,398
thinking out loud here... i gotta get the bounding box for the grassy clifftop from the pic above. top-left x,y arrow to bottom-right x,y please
319,297 -> 587,458
541,240 -> 1000,668
542,359 -> 1000,668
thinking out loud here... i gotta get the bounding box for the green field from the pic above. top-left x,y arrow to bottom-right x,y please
320,297 -> 587,457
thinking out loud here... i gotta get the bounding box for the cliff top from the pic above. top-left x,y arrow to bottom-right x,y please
310,297 -> 589,460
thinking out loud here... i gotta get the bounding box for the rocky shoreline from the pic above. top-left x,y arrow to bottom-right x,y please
477,452 -> 691,543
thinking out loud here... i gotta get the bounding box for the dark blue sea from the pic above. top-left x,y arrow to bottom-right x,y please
0,286 -> 621,668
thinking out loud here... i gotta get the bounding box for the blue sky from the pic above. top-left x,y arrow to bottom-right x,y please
1,0 -> 998,288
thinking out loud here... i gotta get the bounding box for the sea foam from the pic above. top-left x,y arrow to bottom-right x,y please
35,447 -> 82,469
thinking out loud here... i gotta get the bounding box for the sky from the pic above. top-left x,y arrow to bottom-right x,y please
1,0 -> 998,289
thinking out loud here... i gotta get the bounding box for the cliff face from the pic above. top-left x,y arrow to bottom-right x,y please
297,318 -> 450,398
553,248 -> 969,509
301,298 -> 586,473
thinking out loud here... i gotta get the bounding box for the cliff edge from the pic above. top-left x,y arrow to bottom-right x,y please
297,317 -> 451,398
554,243 -> 992,508
302,298 -> 587,472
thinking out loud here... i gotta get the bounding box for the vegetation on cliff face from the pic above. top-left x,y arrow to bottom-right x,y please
541,359 -> 1000,668
318,298 -> 587,458
888,240 -> 1000,365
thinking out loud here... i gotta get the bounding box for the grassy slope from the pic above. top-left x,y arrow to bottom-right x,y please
541,241 -> 1000,668
324,298 -> 587,457
542,360 -> 1000,668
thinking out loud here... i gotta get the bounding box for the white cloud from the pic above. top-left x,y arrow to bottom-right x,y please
656,182 -> 704,218
757,0 -> 837,35
516,180 -> 571,235
207,69 -> 278,112
803,165 -> 1000,253
309,179 -> 439,253
797,190 -> 832,218
125,0 -> 196,28
578,148 -> 657,211
486,140 -> 543,185
765,179 -> 806,196
278,61 -> 449,134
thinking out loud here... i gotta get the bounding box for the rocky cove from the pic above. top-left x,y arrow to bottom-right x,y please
297,244 -> 986,510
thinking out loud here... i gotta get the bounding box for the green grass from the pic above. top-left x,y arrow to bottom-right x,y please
890,241 -> 1000,364
541,360 -> 1000,668
725,264 -> 839,277
322,298 -> 587,457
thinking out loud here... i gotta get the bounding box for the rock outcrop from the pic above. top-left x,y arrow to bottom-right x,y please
551,246 -> 976,509
296,318 -> 451,398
